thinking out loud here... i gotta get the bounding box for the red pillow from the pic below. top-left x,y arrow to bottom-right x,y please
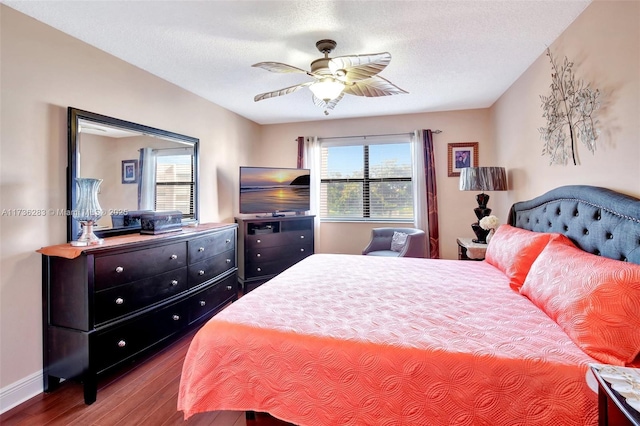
521,240 -> 640,365
485,225 -> 568,291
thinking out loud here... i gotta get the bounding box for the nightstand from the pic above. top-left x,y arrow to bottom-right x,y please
456,237 -> 487,260
590,365 -> 640,426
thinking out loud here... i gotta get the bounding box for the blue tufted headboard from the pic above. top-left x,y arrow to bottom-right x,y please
508,185 -> 640,264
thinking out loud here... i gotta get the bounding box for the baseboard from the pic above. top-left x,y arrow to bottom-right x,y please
0,370 -> 43,414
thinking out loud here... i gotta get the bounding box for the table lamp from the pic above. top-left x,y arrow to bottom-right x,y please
459,167 -> 507,243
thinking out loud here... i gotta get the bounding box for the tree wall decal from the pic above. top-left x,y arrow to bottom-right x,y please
538,48 -> 601,165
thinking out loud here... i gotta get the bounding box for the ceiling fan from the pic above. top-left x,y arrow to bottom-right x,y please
252,39 -> 408,115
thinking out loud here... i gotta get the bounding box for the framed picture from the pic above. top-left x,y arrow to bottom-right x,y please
447,142 -> 478,177
121,159 -> 138,184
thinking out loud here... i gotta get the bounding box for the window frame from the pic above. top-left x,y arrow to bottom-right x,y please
318,135 -> 414,222
154,148 -> 195,218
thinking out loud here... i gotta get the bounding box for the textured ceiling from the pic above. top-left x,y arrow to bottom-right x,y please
4,1 -> 591,125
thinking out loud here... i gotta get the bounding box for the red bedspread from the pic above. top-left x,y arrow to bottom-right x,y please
178,254 -> 598,425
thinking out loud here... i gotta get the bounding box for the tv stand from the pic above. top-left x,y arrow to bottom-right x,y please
236,215 -> 315,294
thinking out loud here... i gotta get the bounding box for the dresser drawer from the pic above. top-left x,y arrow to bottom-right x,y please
282,229 -> 313,245
94,242 -> 187,290
245,243 -> 312,278
188,273 -> 236,325
188,228 -> 236,263
245,232 -> 289,249
245,243 -> 311,263
94,267 -> 188,325
93,299 -> 187,373
188,249 -> 235,288
244,258 -> 283,278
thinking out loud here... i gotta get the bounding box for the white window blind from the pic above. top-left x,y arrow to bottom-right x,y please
155,150 -> 194,217
319,135 -> 413,220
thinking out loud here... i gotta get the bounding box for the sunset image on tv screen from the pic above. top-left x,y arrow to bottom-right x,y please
240,168 -> 310,214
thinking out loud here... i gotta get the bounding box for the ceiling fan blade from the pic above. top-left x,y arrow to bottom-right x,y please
254,82 -> 312,102
343,75 -> 408,97
312,93 -> 344,110
252,62 -> 311,75
328,52 -> 391,82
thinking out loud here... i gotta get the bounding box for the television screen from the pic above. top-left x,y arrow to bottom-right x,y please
239,167 -> 311,216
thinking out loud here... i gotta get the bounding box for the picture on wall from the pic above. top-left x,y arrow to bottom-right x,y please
122,159 -> 138,184
447,142 -> 479,177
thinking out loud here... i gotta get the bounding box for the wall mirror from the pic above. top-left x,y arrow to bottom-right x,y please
67,107 -> 199,241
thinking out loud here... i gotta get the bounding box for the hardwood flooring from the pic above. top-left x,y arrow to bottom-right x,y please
0,328 -> 294,426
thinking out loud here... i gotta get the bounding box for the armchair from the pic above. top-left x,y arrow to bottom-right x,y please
362,227 -> 426,258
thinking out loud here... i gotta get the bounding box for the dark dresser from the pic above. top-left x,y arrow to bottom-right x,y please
38,223 -> 237,404
236,215 -> 314,293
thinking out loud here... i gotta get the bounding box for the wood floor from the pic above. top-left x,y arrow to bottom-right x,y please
0,328 -> 294,426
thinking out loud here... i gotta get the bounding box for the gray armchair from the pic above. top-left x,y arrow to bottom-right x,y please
362,227 -> 426,258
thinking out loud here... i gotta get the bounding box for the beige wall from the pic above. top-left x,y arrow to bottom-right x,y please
258,109 -> 495,260
81,133 -> 141,227
0,5 -> 260,397
491,0 -> 640,216
1,0 -> 638,411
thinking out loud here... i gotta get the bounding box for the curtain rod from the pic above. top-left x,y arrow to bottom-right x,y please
316,129 -> 442,141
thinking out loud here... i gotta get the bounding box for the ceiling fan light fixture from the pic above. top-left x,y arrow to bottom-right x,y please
253,39 -> 406,113
309,77 -> 344,101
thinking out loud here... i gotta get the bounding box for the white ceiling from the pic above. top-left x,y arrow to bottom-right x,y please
4,0 -> 591,125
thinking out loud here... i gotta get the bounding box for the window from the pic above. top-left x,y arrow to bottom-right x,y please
155,150 -> 194,218
319,137 -> 413,220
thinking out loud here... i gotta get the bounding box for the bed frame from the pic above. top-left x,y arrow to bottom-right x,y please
509,185 -> 640,264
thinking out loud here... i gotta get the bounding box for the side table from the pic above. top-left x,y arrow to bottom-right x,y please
457,237 -> 487,261
590,365 -> 640,426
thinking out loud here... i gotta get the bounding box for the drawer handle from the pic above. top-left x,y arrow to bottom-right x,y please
198,270 -> 205,276
256,253 -> 261,258
198,247 -> 205,252
257,267 -> 262,272
300,248 -> 305,252
115,297 -> 124,305
170,254 -> 178,260
256,239 -> 261,243
226,259 -> 231,263
172,314 -> 180,321
171,280 -> 178,286
115,266 -> 124,273
118,340 -> 126,348
226,285 -> 233,291
199,300 -> 206,307
225,239 -> 231,244
300,235 -> 305,239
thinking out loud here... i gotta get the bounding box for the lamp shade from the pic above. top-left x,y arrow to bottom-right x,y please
459,167 -> 507,192
309,77 -> 345,101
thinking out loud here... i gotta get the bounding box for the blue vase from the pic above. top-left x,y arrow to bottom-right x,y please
71,178 -> 104,246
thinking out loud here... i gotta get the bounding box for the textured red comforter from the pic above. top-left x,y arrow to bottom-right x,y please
178,254 -> 597,425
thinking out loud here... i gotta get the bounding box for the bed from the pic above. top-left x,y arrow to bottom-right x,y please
178,185 -> 640,425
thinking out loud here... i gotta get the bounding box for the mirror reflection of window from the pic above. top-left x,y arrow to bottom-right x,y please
154,148 -> 194,218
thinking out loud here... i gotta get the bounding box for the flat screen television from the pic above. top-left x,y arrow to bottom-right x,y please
239,166 -> 311,217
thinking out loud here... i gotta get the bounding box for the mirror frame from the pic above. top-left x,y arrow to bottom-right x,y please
67,107 -> 200,241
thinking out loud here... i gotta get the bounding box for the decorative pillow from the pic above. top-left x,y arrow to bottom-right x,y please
484,224 -> 572,291
390,232 -> 408,252
521,240 -> 640,365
